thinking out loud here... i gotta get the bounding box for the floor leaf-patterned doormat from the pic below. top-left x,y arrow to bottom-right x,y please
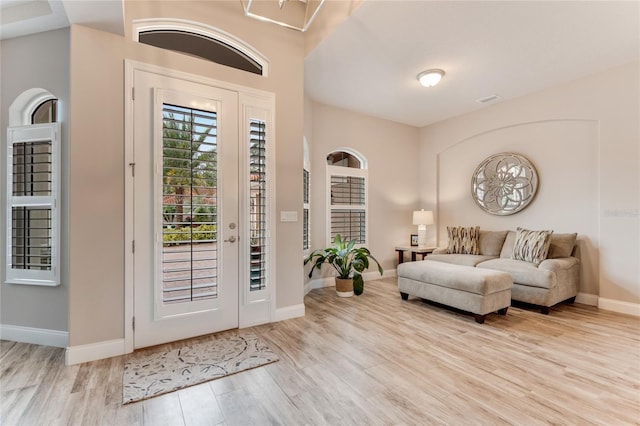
122,333 -> 279,404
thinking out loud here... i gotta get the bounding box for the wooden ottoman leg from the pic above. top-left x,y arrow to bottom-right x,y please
473,314 -> 486,324
498,307 -> 508,315
540,306 -> 550,315
400,292 -> 409,300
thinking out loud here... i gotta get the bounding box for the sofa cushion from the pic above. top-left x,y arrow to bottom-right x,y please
512,227 -> 553,265
500,231 -> 516,258
547,233 -> 578,258
426,253 -> 498,267
446,226 -> 480,254
479,230 -> 509,256
477,258 -> 555,289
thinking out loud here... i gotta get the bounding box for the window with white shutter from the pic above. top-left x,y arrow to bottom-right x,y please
6,98 -> 60,286
303,168 -> 310,251
249,119 -> 267,292
326,150 -> 368,245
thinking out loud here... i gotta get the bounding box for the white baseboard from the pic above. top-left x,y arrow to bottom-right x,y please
65,304 -> 304,365
65,338 -> 126,366
598,297 -> 640,317
304,269 -> 397,295
274,304 -> 305,322
0,324 -> 68,348
363,268 -> 397,280
304,276 -> 333,295
575,292 -> 598,306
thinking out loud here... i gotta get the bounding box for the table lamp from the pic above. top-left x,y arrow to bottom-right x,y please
412,209 -> 434,247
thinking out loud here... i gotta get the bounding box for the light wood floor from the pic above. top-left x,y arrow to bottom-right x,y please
2,278 -> 639,425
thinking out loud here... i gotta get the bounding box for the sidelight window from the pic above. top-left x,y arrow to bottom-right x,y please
249,119 -> 267,292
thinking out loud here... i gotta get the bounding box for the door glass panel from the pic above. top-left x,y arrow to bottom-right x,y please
249,119 -> 266,291
162,104 -> 218,304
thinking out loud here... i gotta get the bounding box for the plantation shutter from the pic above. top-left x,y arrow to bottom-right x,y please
6,123 -> 60,286
249,119 -> 267,291
161,103 -> 218,303
328,167 -> 367,244
303,168 -> 310,251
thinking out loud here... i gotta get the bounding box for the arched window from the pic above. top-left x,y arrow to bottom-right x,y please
326,149 -> 368,245
326,151 -> 362,168
6,91 -> 61,286
31,99 -> 58,124
132,19 -> 270,76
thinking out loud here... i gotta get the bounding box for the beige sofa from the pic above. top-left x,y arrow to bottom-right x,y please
426,230 -> 580,314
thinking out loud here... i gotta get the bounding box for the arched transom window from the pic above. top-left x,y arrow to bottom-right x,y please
132,19 -> 270,77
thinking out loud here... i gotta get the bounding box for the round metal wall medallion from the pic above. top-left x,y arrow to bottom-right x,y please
471,152 -> 538,215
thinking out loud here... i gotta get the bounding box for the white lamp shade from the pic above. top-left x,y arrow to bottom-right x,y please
412,210 -> 434,225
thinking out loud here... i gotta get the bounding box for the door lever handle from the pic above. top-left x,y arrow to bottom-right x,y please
224,236 -> 237,243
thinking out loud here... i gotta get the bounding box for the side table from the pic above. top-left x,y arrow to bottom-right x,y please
395,246 -> 436,264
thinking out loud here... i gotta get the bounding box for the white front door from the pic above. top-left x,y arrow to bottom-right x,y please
132,69 -> 239,349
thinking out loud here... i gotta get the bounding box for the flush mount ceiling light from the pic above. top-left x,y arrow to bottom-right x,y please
417,69 -> 445,87
241,0 -> 326,32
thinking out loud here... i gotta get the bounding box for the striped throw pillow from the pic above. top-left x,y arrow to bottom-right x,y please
446,226 -> 480,255
512,227 -> 553,265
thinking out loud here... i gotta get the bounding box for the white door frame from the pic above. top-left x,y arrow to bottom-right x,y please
124,60 -> 276,354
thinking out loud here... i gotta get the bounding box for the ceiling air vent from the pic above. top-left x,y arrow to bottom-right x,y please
476,94 -> 501,104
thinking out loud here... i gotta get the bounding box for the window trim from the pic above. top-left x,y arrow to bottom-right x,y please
8,88 -> 57,127
132,18 -> 270,77
6,123 -> 61,286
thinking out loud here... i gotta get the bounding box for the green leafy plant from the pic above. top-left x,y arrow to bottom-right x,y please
304,234 -> 383,296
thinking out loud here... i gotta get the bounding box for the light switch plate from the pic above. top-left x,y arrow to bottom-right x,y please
280,211 -> 298,222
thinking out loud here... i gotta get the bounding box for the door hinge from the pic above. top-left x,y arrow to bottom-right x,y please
132,87 -> 135,101
129,162 -> 136,177
132,240 -> 135,253
132,316 -> 135,330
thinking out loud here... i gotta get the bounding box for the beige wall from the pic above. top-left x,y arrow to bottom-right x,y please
68,1 -> 304,346
0,28 -> 70,332
306,100 -> 420,277
419,61 -> 640,304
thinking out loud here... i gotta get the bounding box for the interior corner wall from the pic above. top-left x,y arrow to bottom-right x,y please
68,0 -> 304,347
308,100 -> 420,276
0,28 -> 70,333
419,61 -> 640,305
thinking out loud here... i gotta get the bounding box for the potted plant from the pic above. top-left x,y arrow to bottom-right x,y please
304,234 -> 383,297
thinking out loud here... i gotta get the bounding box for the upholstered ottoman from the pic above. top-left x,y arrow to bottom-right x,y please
397,260 -> 513,323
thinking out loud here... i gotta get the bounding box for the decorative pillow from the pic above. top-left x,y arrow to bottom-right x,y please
512,227 -> 553,265
446,226 -> 480,255
547,233 -> 578,259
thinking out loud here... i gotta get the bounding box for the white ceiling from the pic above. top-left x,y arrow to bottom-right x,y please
304,1 -> 640,127
2,1 -> 638,129
0,0 -> 124,40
